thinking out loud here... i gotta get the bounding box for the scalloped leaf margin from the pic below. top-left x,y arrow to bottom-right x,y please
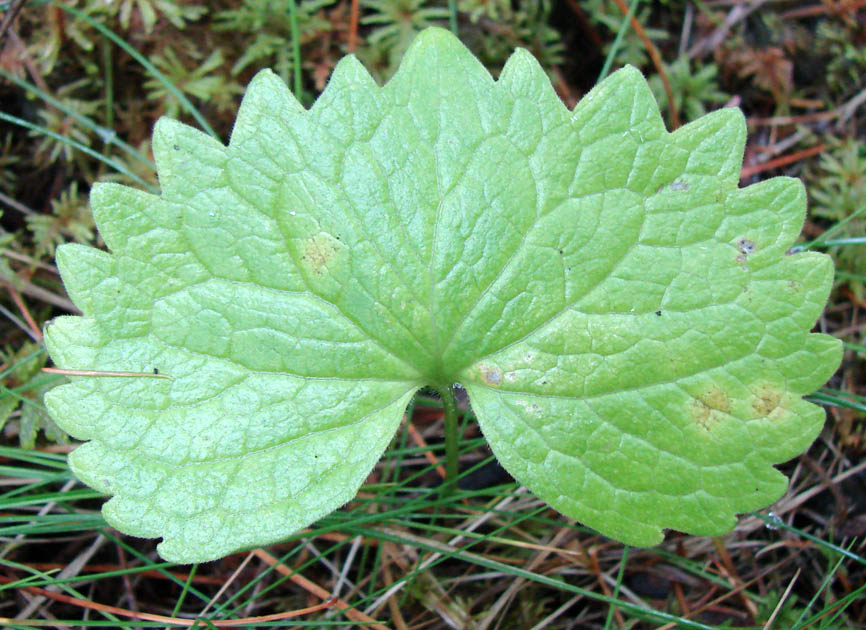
44,28 -> 842,563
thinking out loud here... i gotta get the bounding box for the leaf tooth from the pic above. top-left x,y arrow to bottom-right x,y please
90,183 -> 169,253
570,65 -> 665,144
43,315 -> 101,368
43,380 -> 107,440
670,106 -> 746,185
742,397 -> 826,465
498,48 -> 566,114
156,527 -> 229,564
67,442 -> 116,495
396,26 -> 492,86
54,243 -> 116,316
323,54 -> 378,93
104,495 -> 165,539
786,334 -> 843,394
387,26 -> 494,107
312,55 -> 382,143
62,446 -> 163,543
230,68 -> 303,149
152,117 -> 228,200
750,250 -> 835,330
720,176 -> 806,263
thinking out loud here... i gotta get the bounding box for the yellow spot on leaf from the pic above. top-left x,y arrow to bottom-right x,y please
689,386 -> 731,431
301,233 -> 341,276
752,384 -> 782,417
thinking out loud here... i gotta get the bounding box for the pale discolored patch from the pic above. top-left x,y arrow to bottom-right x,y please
300,233 -> 343,276
515,399 -> 541,416
751,384 -> 782,417
479,364 -> 502,386
688,386 -> 731,431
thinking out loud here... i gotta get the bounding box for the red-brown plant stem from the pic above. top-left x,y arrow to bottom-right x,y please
348,0 -> 359,52
740,143 -> 827,179
0,574 -> 334,626
610,0 -> 681,129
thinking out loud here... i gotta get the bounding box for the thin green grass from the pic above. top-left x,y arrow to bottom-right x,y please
0,112 -> 155,192
0,68 -> 154,171
3,426 -> 863,627
48,1 -> 220,140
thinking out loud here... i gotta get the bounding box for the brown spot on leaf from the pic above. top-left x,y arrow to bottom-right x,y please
689,386 -> 731,431
301,233 -> 341,276
479,365 -> 502,386
752,384 -> 782,416
702,387 -> 731,413
689,399 -> 715,431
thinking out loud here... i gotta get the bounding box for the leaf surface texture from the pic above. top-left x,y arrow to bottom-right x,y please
45,28 -> 841,562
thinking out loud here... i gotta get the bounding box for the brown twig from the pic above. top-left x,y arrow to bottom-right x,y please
587,546 -> 626,628
0,0 -> 27,45
740,143 -> 826,179
687,0 -> 766,59
406,418 -> 448,480
7,285 -> 42,341
763,569 -> 800,630
712,537 -> 759,620
609,0 -> 681,129
0,190 -> 36,217
475,527 -> 576,630
674,581 -> 690,618
801,455 -> 849,524
8,27 -> 52,94
195,552 -> 256,621
563,0 -> 603,48
0,268 -> 77,312
18,562 -> 224,585
381,543 -> 410,630
0,574 -> 335,626
836,85 -> 866,131
780,1 -> 866,20
253,548 -> 390,630
748,111 -> 838,127
656,550 -> 803,630
348,0 -> 359,52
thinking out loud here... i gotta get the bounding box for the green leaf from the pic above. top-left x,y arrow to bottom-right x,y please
44,28 -> 841,563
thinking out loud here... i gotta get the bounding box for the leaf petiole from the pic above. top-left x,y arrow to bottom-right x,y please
438,385 -> 460,489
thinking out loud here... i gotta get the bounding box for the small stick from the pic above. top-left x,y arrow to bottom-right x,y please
0,574 -> 335,626
348,0 -> 359,52
253,548 -> 390,630
610,0 -> 681,129
763,569 -> 800,630
406,420 -> 448,480
740,144 -> 826,179
713,537 -> 759,620
748,111 -> 837,127
0,270 -> 78,312
8,285 -> 42,341
42,367 -> 173,381
0,0 -> 27,46
195,552 -> 256,619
